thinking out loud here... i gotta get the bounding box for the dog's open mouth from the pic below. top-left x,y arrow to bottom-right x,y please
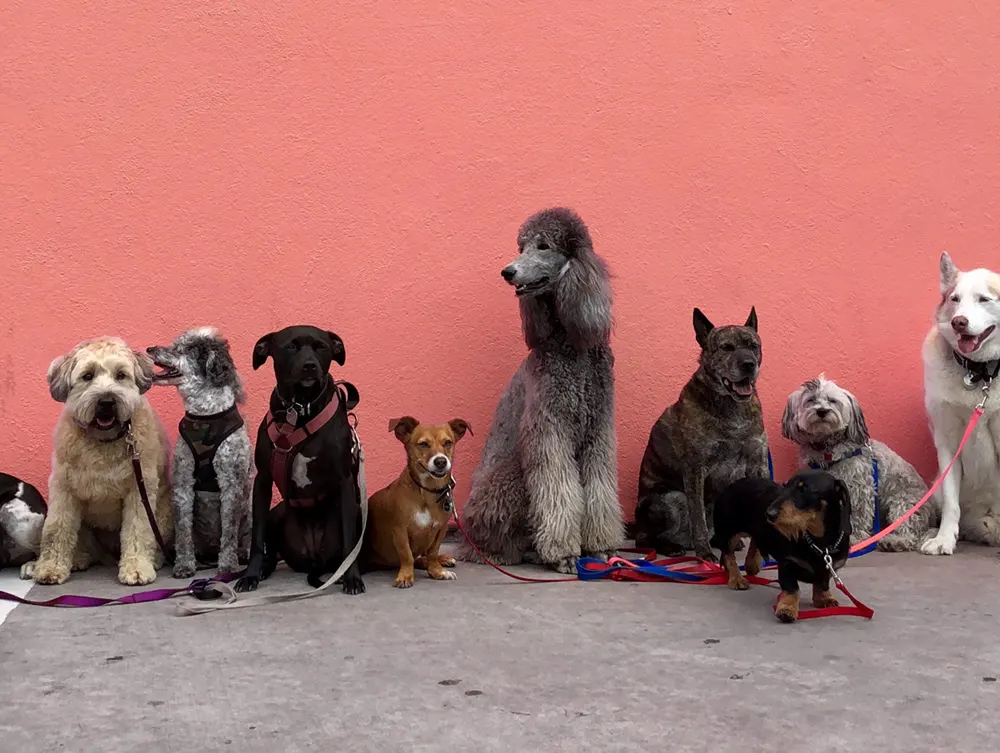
723,377 -> 755,399
151,361 -> 182,383
514,278 -> 551,297
93,409 -> 118,430
957,325 -> 996,355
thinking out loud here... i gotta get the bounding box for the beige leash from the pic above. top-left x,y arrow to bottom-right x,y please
175,441 -> 369,616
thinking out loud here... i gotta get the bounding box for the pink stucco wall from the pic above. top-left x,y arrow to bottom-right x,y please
3,2 -> 999,518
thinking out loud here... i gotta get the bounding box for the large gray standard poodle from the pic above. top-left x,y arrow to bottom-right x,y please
455,208 -> 625,573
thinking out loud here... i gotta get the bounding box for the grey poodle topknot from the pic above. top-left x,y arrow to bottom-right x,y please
517,207 -> 594,259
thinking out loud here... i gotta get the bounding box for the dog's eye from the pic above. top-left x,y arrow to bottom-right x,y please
418,441 -> 431,449
444,440 -> 453,447
537,241 -> 550,251
81,372 -> 94,382
979,296 -> 992,303
115,371 -> 127,381
951,295 -> 960,302
721,343 -> 735,352
284,342 -> 297,352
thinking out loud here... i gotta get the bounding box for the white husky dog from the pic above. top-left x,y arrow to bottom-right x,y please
921,252 -> 1000,555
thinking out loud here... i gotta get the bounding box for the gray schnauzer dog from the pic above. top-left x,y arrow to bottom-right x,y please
455,207 -> 625,573
781,375 -> 935,551
147,328 -> 252,577
635,308 -> 769,561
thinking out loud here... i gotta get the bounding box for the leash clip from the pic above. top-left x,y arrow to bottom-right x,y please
124,424 -> 140,460
977,382 -> 991,411
823,552 -> 843,585
189,578 -> 223,601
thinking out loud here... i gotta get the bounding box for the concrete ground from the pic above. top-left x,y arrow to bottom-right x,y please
1,543 -> 998,753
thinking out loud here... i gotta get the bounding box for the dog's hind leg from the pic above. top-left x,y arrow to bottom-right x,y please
579,420 -> 625,560
455,461 -> 531,566
634,492 -> 689,555
682,469 -> 716,563
171,442 -> 198,579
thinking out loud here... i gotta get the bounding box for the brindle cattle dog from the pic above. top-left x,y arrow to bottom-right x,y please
635,307 -> 769,562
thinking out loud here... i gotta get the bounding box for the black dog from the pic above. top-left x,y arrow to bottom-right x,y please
235,326 -> 365,594
0,472 -> 47,573
711,470 -> 851,623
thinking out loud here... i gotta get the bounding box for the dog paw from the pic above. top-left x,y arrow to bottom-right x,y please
71,553 -> 92,572
877,533 -> 918,552
732,538 -> 746,552
172,561 -> 197,579
438,554 -> 457,568
429,569 -> 458,581
119,558 -> 157,586
695,549 -> 718,564
553,555 -> 578,574
775,592 -> 799,624
33,560 -> 70,585
19,560 -> 36,580
343,574 -> 366,595
728,574 -> 749,591
583,550 -> 617,562
392,572 -> 414,589
217,556 -> 241,575
812,591 -> 840,608
234,575 -> 259,593
920,533 -> 957,556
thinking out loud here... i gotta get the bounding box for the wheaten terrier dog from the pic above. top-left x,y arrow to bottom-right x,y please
34,337 -> 173,586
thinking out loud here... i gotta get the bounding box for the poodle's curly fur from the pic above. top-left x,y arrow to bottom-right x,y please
455,208 -> 625,573
782,375 -> 936,551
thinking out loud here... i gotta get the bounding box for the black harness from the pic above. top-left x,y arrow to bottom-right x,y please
178,405 -> 246,493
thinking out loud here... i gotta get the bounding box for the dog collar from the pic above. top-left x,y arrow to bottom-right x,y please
953,351 -> 1000,389
808,448 -> 864,468
804,493 -> 850,556
277,377 -> 332,424
409,473 -> 456,513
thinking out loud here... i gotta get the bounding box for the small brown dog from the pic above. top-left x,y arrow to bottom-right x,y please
363,417 -> 471,588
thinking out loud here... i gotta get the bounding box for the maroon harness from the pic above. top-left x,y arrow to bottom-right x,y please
266,381 -> 358,508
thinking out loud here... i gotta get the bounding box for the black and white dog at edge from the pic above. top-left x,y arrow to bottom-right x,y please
147,328 -> 252,577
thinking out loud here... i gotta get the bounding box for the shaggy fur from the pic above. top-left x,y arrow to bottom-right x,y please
0,472 -> 46,578
782,375 -> 934,551
635,308 -> 769,561
34,337 -> 173,586
455,208 -> 624,574
922,252 -> 1000,555
148,327 -> 253,577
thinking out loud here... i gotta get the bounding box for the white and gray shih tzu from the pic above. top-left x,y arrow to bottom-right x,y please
781,375 -> 937,551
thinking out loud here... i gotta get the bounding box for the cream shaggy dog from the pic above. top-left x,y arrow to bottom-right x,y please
921,252 -> 1000,555
33,337 -> 173,586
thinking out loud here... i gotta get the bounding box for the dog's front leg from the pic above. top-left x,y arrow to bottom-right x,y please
215,442 -> 251,575
424,527 -> 457,582
774,565 -> 800,623
33,479 -> 81,585
338,472 -> 365,595
119,477 -> 161,586
579,416 -> 625,560
391,527 -> 416,588
171,443 -> 197,579
236,464 -> 273,593
921,427 -> 964,556
683,468 -> 715,562
522,411 -> 584,574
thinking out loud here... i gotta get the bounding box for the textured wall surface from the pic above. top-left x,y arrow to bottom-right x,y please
3,2 -> 999,519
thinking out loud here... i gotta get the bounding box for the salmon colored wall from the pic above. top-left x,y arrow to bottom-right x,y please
3,2 -> 1000,520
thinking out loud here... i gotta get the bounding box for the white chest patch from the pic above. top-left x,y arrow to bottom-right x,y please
291,454 -> 313,488
0,489 -> 45,553
413,510 -> 432,529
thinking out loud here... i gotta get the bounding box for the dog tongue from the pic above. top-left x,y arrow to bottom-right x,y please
958,335 -> 979,354
96,416 -> 115,428
734,382 -> 754,397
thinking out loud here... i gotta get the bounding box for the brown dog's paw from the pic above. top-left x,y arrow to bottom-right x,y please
428,568 -> 457,581
33,559 -> 70,585
812,587 -> 840,608
438,554 -> 457,568
393,571 -> 415,589
744,545 -> 762,577
728,573 -> 749,591
119,558 -> 157,586
775,592 -> 800,623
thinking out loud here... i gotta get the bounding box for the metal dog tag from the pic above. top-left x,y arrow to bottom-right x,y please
964,373 -> 977,390
284,406 -> 299,425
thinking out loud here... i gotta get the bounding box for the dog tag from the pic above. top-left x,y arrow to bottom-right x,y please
284,406 -> 298,425
964,373 -> 977,390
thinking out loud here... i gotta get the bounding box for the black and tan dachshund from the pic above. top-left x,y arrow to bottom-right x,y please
711,470 -> 852,623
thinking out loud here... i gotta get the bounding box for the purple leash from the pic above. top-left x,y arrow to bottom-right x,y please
0,570 -> 241,608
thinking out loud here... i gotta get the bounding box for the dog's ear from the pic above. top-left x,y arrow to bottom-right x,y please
692,308 -> 714,347
388,416 -> 419,442
47,352 -> 75,403
940,252 -> 959,295
833,478 -> 852,509
780,387 -> 804,442
843,388 -> 870,445
252,333 -> 273,371
744,306 -> 758,332
205,345 -> 234,388
326,331 -> 346,366
131,349 -> 155,394
448,419 -> 473,440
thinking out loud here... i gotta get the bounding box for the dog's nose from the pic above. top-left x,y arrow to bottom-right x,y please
816,408 -> 830,418
952,316 -> 969,333
739,359 -> 756,375
500,266 -> 516,283
97,397 -> 116,409
145,346 -> 155,354
433,456 -> 448,470
302,361 -> 318,374
766,507 -> 779,523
